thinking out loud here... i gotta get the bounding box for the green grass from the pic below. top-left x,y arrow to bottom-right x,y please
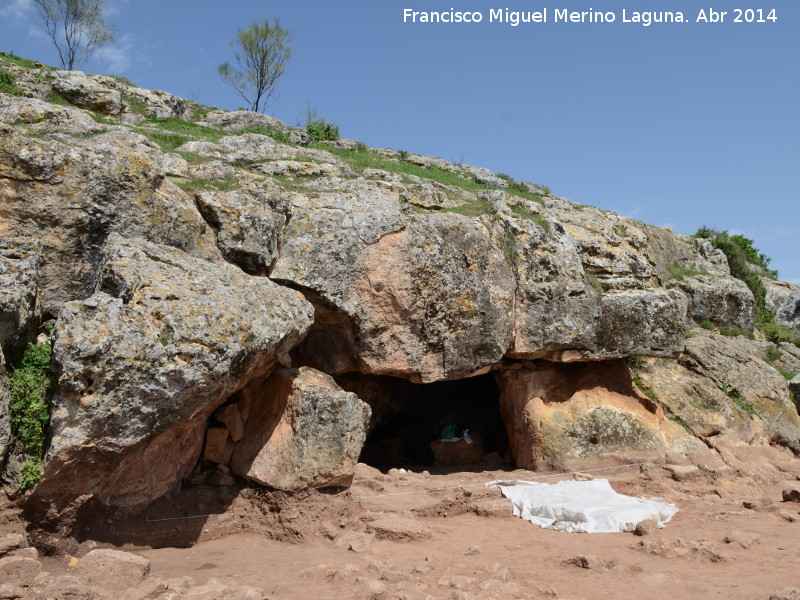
235,124 -> 294,145
176,150 -> 214,163
632,376 -> 657,402
175,177 -> 239,192
0,67 -> 20,95
730,393 -> 756,416
510,203 -> 549,228
442,200 -> 493,217
9,334 -> 54,491
665,263 -> 711,282
700,320 -> 715,330
720,326 -> 744,337
759,319 -> 800,348
316,145 -> 545,206
498,231 -> 519,265
0,51 -> 55,70
48,93 -> 72,107
585,270 -> 605,295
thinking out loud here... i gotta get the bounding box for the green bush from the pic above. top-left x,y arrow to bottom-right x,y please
9,335 -> 54,490
305,118 -> 340,142
0,68 -> 20,95
700,320 -> 715,330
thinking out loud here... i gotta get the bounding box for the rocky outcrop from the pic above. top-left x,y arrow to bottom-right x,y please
30,235 -> 313,515
0,125 -> 220,314
671,275 -> 755,330
193,181 -> 288,275
497,360 -> 697,470
0,353 -> 10,469
766,280 -> 800,334
0,239 -> 40,361
2,60 -> 799,525
636,330 -> 800,445
231,367 -> 371,490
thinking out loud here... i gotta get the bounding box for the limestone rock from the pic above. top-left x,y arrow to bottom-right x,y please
73,549 -> 151,590
194,182 -> 288,275
0,94 -> 104,136
671,274 -> 755,330
122,86 -> 189,120
176,134 -> 354,176
198,109 -> 285,132
766,280 -> 800,334
0,353 -> 10,469
497,360 -> 697,470
0,239 -> 40,361
0,126 -> 220,314
637,330 -> 800,445
49,70 -> 123,115
0,534 -> 27,558
231,367 -> 370,490
31,236 -> 313,515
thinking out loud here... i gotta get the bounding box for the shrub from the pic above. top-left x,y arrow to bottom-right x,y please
305,118 -> 339,142
0,68 -> 20,94
9,334 -> 54,490
694,227 -> 777,318
700,320 -> 715,330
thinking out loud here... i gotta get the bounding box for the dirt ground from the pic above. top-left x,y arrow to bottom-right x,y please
10,445 -> 800,600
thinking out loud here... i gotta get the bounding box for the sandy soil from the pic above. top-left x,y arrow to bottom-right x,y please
15,446 -> 800,600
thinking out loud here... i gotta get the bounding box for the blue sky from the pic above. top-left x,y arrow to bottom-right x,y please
2,0 -> 798,283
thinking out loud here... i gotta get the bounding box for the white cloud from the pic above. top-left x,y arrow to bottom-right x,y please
93,32 -> 134,73
0,0 -> 34,20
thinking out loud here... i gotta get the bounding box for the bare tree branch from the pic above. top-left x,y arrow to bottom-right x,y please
32,0 -> 116,71
218,19 -> 291,113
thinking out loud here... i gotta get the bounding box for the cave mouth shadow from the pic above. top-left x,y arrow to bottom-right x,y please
338,372 -> 514,473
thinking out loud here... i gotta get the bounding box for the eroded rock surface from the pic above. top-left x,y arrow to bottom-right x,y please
0,238 -> 40,360
31,236 -> 313,516
231,367 -> 371,490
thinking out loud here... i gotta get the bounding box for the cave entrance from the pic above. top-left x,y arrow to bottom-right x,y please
336,372 -> 511,470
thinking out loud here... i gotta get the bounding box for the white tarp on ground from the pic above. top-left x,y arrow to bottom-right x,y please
489,478 -> 678,533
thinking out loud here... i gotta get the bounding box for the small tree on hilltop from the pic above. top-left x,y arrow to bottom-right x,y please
32,0 -> 116,71
218,19 -> 292,114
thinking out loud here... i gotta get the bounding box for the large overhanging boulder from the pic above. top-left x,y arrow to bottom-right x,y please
28,235 -> 313,519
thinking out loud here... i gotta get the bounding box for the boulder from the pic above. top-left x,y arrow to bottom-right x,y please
766,280 -> 800,334
49,70 -> 124,115
0,126 -> 220,314
121,86 -> 189,120
73,549 -> 150,591
671,274 -> 755,330
193,182 -> 288,275
0,238 -> 40,361
198,109 -> 285,132
231,367 -> 371,490
0,94 -> 105,136
0,556 -> 41,587
497,359 -> 697,470
30,236 -> 312,516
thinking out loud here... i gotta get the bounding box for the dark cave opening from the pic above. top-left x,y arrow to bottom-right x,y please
335,372 -> 511,470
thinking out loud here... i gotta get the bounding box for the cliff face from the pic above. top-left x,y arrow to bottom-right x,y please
1,59 -> 798,528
